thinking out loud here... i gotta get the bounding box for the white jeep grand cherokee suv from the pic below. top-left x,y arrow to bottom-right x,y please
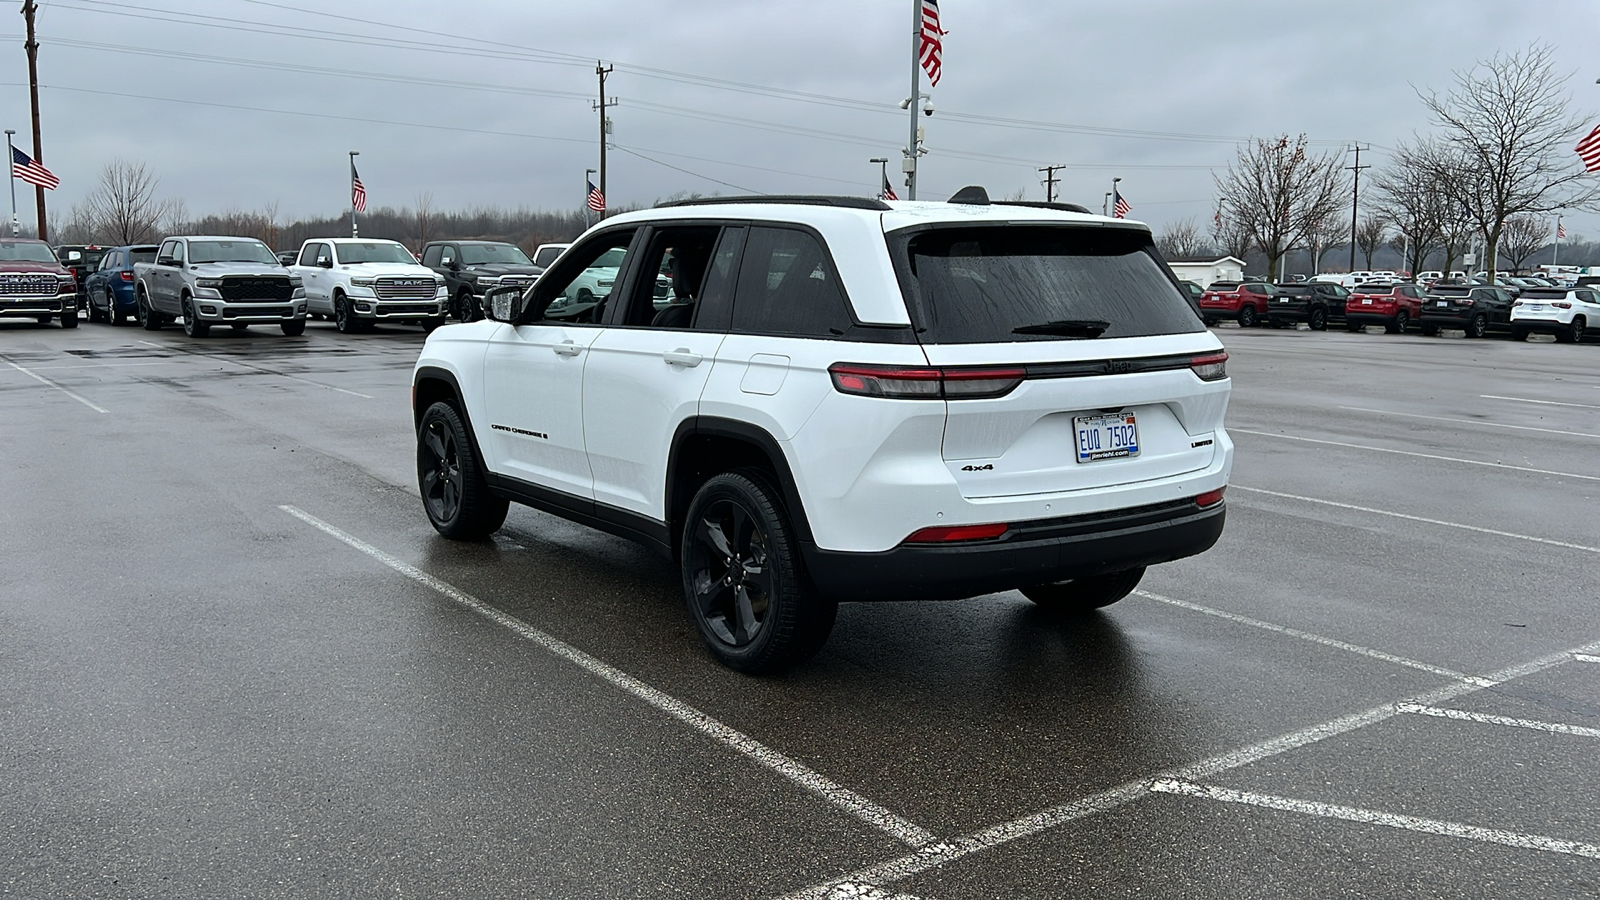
411,190 -> 1233,672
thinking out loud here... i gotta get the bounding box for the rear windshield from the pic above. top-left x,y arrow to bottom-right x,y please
1519,289 -> 1568,300
1207,281 -> 1241,291
893,225 -> 1203,343
1273,285 -> 1311,295
129,248 -> 158,265
1429,286 -> 1471,296
1354,283 -> 1394,292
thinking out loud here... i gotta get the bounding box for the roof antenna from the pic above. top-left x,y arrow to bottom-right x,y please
947,186 -> 990,205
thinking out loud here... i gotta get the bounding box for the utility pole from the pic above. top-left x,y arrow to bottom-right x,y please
22,0 -> 46,241
1346,144 -> 1370,274
1037,164 -> 1064,203
594,62 -> 616,220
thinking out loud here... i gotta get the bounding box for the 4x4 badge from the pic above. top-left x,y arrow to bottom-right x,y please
960,464 -> 993,472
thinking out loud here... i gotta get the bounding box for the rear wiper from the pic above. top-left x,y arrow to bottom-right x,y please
1012,319 -> 1110,337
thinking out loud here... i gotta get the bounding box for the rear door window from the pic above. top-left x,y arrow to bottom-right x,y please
894,225 -> 1204,343
730,226 -> 854,337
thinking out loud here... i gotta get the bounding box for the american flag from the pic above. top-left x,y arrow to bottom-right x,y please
919,0 -> 944,87
587,178 -> 605,213
1558,220 -> 1566,239
1112,189 -> 1130,219
881,174 -> 898,201
1577,123 -> 1600,173
351,166 -> 367,213
11,146 -> 58,190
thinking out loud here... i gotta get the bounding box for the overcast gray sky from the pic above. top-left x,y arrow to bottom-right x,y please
4,0 -> 1598,240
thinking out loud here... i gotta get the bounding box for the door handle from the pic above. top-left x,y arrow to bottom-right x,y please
553,340 -> 583,357
662,349 -> 703,367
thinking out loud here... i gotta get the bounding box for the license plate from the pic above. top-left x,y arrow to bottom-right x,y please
1278,298 -> 1291,304
1075,412 -> 1140,463
1437,300 -> 1449,307
1362,298 -> 1372,305
1527,304 -> 1544,311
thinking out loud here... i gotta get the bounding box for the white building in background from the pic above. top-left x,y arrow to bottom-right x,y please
1165,255 -> 1246,286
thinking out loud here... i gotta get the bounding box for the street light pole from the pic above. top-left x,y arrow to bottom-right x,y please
905,0 -> 920,200
869,157 -> 889,198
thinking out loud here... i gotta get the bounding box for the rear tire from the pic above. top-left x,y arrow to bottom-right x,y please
1556,317 -> 1584,344
1421,323 -> 1438,336
1021,568 -> 1146,613
417,400 -> 508,540
1308,306 -> 1328,331
1346,321 -> 1363,332
1237,305 -> 1256,328
681,470 -> 836,673
1466,313 -> 1489,339
1513,326 -> 1531,341
137,292 -> 162,331
1386,310 -> 1408,334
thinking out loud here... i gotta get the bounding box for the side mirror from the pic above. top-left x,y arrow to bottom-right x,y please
483,283 -> 531,323
156,256 -> 175,267
445,259 -> 460,271
317,257 -> 333,268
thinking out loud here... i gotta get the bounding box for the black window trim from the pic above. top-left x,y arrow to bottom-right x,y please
730,220 -> 915,344
601,220 -> 743,333
525,225 -> 643,327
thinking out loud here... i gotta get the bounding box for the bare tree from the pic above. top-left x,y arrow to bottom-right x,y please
1372,156 -> 1445,277
1155,217 -> 1212,260
83,160 -> 167,244
1308,217 -> 1349,275
1499,215 -> 1551,271
1409,44 -> 1600,279
1210,203 -> 1255,261
1215,134 -> 1349,280
1435,205 -> 1476,277
1355,216 -> 1388,268
412,191 -> 435,252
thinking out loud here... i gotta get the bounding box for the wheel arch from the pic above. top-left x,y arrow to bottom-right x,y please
666,417 -> 814,555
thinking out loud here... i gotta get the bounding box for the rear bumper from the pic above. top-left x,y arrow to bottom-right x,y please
801,499 -> 1226,602
1345,312 -> 1399,326
1419,309 -> 1478,327
1510,317 -> 1570,333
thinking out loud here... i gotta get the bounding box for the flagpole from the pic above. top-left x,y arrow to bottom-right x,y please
4,130 -> 17,237
906,0 -> 920,201
1553,214 -> 1561,269
349,151 -> 359,238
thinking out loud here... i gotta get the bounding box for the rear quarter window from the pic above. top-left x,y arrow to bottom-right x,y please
730,226 -> 855,338
892,225 -> 1204,343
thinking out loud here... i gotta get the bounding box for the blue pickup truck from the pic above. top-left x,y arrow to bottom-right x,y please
84,244 -> 158,325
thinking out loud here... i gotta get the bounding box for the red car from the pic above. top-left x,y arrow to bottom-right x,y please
1199,280 -> 1272,328
1345,282 -> 1425,334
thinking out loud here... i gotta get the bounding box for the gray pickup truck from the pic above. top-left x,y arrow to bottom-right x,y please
133,235 -> 308,337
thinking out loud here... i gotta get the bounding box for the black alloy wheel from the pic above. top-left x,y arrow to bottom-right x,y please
416,401 -> 507,539
681,471 -> 835,673
181,297 -> 209,337
1237,305 -> 1256,328
1558,317 -> 1585,344
454,289 -> 480,323
137,293 -> 161,331
1467,313 -> 1489,339
1308,306 -> 1328,331
1020,567 -> 1146,613
334,293 -> 357,334
1388,310 -> 1409,334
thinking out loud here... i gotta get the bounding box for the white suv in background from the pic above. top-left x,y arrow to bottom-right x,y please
411,190 -> 1233,672
1511,286 -> 1600,343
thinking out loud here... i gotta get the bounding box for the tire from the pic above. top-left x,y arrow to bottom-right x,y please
1237,305 -> 1256,328
417,400 -> 508,540
1308,306 -> 1327,331
1202,317 -> 1217,327
333,292 -> 358,334
454,289 -> 479,323
1466,313 -> 1489,339
423,315 -> 446,333
1557,317 -> 1584,344
1421,323 -> 1438,336
60,306 -> 78,328
137,292 -> 162,331
88,295 -> 105,323
106,292 -> 124,326
1386,310 -> 1408,334
280,319 -> 306,336
681,470 -> 837,673
181,296 -> 209,338
35,315 -> 51,325
1020,567 -> 1145,613
1346,321 -> 1363,332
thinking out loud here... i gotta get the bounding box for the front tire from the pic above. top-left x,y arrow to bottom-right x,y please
181,296 -> 209,338
1020,567 -> 1145,613
417,400 -> 508,539
60,306 -> 78,328
681,471 -> 836,673
334,292 -> 359,334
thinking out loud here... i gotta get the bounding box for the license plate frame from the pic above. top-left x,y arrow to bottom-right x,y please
1074,412 -> 1140,463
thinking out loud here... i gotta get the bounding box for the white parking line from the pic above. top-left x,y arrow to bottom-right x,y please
1577,654 -> 1600,664
0,356 -> 108,413
1133,590 -> 1489,684
1398,703 -> 1600,738
8,360 -> 174,371
277,505 -> 935,849
1231,429 -> 1600,483
783,638 -> 1600,899
1232,486 -> 1600,554
1481,394 -> 1600,411
823,886 -> 925,900
140,340 -> 374,399
1340,406 -> 1600,440
1150,779 -> 1600,860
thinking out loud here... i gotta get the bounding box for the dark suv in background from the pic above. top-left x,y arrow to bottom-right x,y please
1419,284 -> 1515,338
1266,282 -> 1348,330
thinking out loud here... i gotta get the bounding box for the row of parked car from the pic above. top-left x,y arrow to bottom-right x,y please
9,235 -> 574,336
1192,277 -> 1599,343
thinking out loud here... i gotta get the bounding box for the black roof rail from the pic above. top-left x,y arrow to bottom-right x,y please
654,195 -> 892,211
992,200 -> 1096,215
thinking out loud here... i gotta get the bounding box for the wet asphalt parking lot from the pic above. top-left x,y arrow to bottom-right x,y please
2,314 -> 1598,899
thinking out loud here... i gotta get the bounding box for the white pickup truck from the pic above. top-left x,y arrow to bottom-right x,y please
289,238 -> 447,334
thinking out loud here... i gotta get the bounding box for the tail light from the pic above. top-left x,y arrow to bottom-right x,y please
1554,302 -> 1572,309
904,522 -> 1009,544
1189,352 -> 1228,381
119,271 -> 133,282
1195,487 -> 1226,508
829,363 -> 1025,400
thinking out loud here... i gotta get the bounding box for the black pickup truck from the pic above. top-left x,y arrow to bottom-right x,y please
419,240 -> 544,322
